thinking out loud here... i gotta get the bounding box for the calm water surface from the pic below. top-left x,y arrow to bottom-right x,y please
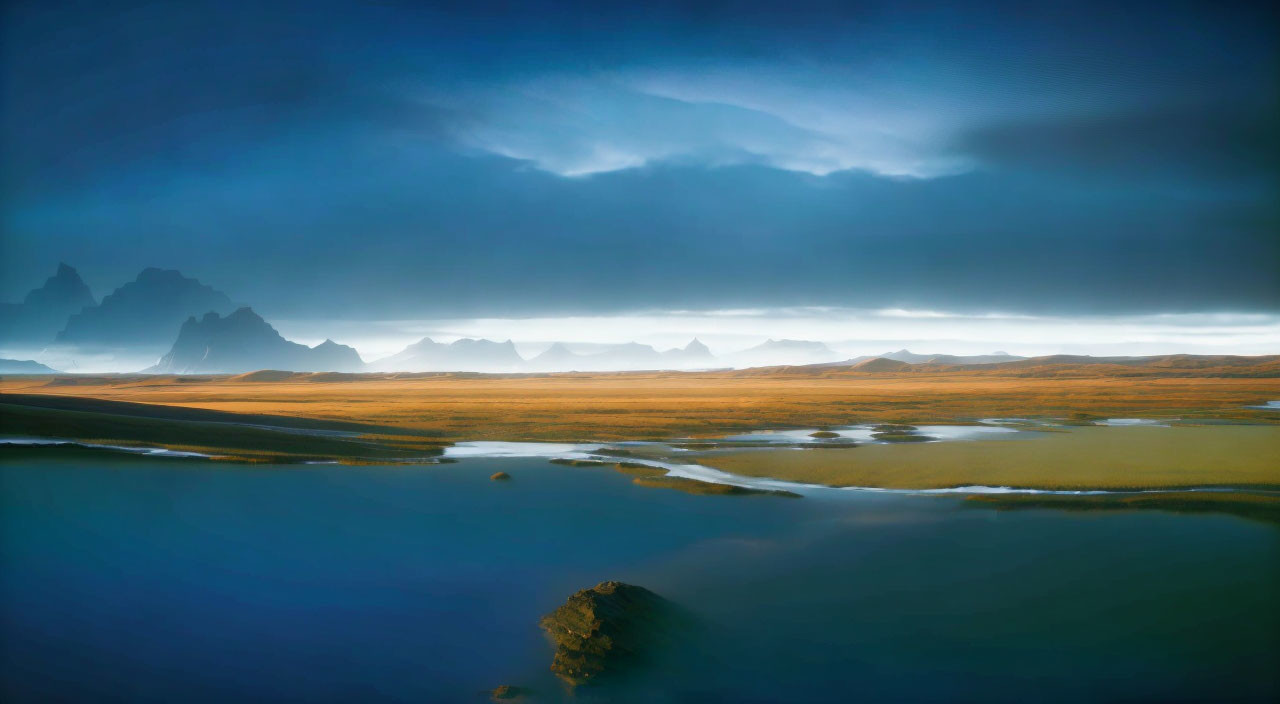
2,449 -> 1277,702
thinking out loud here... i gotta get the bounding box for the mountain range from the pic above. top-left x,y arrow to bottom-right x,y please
526,339 -> 715,372
0,263 -> 242,358
150,320 -> 1021,374
0,358 -> 60,374
833,349 -> 1026,366
723,339 -> 841,368
367,337 -> 525,373
1,263 -> 1053,375
0,264 -> 96,346
55,267 -> 238,351
145,308 -> 363,374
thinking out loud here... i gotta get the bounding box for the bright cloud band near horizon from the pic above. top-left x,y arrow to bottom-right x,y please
265,308 -> 1280,363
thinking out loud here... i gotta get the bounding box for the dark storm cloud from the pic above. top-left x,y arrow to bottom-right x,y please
961,102 -> 1279,184
1,0 -> 1276,316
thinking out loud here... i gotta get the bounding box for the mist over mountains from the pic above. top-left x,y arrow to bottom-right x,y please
147,308 -> 363,374
14,262 -> 1270,376
368,337 -> 525,373
4,264 -> 890,373
56,268 -> 238,350
0,264 -> 96,346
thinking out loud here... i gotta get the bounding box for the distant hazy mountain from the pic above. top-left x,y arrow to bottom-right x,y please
661,338 -> 716,367
0,358 -> 59,374
0,263 -> 96,346
370,337 -> 524,372
526,339 -> 715,371
768,353 -> 1280,378
578,342 -> 662,370
146,307 -> 363,374
879,349 -> 1025,365
726,339 -> 840,368
54,268 -> 236,350
833,349 -> 1027,366
528,342 -> 583,370
531,342 -> 657,371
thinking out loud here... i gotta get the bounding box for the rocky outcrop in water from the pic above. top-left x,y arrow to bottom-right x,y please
870,424 -> 934,442
539,581 -> 688,686
489,684 -> 533,701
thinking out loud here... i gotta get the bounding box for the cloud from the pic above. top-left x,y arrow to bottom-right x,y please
960,101 -> 1280,185
426,76 -> 972,178
269,306 -> 1280,361
3,0 -> 1277,320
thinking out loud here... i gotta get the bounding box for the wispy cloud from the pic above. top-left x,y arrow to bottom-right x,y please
424,74 -> 972,178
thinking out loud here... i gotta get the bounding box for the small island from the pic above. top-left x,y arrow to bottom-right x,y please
539,581 -> 690,687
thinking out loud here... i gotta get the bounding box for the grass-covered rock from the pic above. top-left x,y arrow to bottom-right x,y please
539,581 -> 689,687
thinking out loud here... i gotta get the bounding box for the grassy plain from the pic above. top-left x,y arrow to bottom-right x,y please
2,366 -> 1277,441
701,425 -> 1280,490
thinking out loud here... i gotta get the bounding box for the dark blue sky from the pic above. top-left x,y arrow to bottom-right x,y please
2,0 -> 1276,318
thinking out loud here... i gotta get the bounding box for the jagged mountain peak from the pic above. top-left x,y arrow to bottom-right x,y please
685,338 -> 711,353
54,267 -> 236,350
0,263 -> 98,346
370,335 -> 525,372
21,263 -> 95,308
148,307 -> 361,374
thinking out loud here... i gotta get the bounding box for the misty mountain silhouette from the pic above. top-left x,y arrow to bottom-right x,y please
146,307 -> 363,374
1,267 -> 1038,374
726,339 -> 841,367
529,342 -> 579,368
880,349 -> 1024,365
662,338 -> 715,365
55,268 -> 237,350
577,342 -> 662,368
833,349 -> 1027,366
0,263 -> 96,345
368,337 -> 525,372
0,358 -> 60,374
523,339 -> 717,372
526,341 -> 661,371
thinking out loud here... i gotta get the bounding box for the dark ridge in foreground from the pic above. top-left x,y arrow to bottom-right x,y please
0,392 -> 410,435
539,581 -> 690,687
0,394 -> 444,463
966,492 -> 1280,525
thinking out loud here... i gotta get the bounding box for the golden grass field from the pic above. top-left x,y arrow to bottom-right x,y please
2,365 -> 1278,441
700,425 -> 1280,490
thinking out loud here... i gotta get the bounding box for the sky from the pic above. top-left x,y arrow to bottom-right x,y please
2,1 -> 1277,349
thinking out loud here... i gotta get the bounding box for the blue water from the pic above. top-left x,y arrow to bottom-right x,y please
2,449 -> 1277,702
